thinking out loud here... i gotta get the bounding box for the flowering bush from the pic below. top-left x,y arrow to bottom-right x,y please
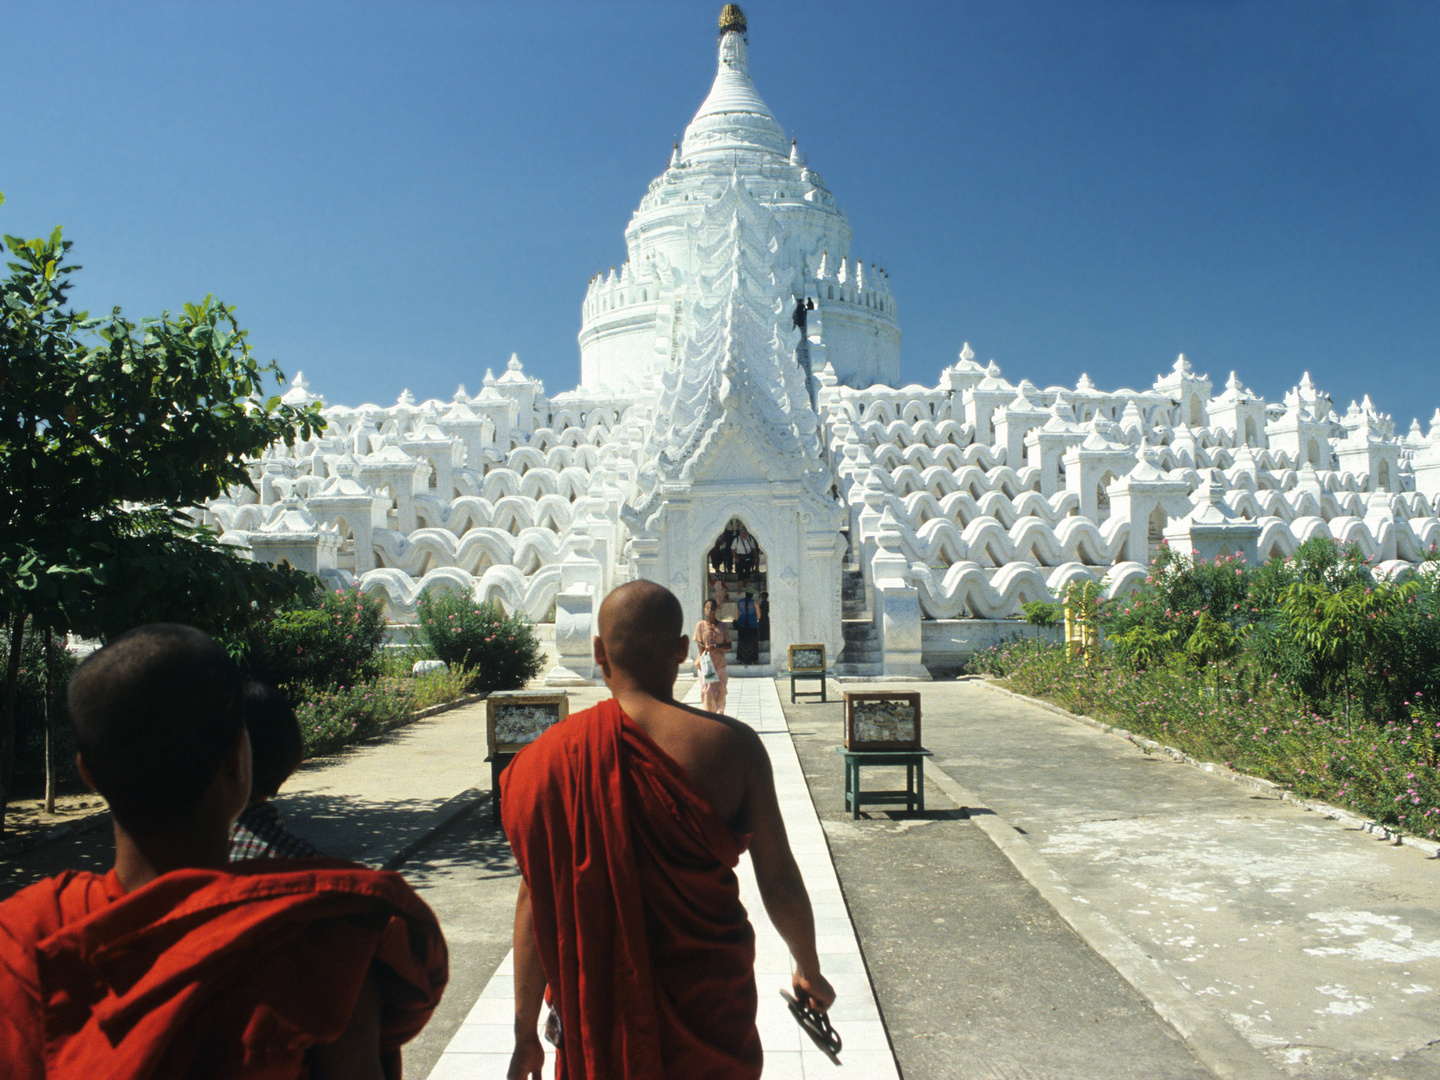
415,591 -> 545,693
293,680 -> 415,757
1098,544 -> 1253,658
235,586 -> 388,692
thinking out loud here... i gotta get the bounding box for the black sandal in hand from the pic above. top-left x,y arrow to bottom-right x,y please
780,989 -> 842,1065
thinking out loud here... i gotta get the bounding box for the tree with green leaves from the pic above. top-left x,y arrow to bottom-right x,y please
1281,578 -> 1416,734
0,209 -> 324,831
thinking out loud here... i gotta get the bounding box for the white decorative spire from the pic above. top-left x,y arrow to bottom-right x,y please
681,8 -> 788,162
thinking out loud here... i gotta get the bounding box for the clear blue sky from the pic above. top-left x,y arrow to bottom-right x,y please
5,1 -> 1438,425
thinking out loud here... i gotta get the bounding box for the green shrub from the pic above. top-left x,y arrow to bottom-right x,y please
1020,601 -> 1060,635
415,592 -> 545,693
293,680 -> 414,757
408,664 -> 479,711
237,586 -> 388,692
1098,545 -> 1252,663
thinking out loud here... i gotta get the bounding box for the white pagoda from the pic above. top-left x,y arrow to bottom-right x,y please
209,6 -> 1440,680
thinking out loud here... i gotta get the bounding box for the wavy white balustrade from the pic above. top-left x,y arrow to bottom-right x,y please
410,494 -> 577,535
909,560 -> 1150,620
357,564 -> 561,622
889,489 -> 1081,531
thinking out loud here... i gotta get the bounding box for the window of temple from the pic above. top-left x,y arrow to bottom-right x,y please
1147,504 -> 1167,563
1096,472 -> 1115,523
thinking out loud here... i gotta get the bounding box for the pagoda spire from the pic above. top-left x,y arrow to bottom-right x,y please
681,4 -> 787,161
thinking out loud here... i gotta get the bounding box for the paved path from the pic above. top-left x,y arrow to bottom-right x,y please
850,678 -> 1440,1080
7,675 -> 1437,1079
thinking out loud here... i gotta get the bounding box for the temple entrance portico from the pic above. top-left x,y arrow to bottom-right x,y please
626,474 -> 844,676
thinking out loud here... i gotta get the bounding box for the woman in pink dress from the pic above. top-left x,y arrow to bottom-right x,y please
694,598 -> 732,714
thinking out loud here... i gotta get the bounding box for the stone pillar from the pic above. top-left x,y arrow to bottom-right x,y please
871,511 -> 927,679
546,531 -> 605,686
306,476 -> 389,575
246,500 -> 342,576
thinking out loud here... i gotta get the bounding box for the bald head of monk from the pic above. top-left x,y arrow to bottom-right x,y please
594,580 -> 689,697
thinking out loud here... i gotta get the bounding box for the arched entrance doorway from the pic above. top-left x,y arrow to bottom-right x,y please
705,517 -> 769,667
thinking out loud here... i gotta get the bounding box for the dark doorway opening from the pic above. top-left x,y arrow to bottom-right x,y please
705,518 -> 769,665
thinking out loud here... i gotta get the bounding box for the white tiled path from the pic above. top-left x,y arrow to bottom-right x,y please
426,678 -> 899,1079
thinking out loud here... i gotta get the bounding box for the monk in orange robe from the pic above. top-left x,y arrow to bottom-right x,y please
0,624 -> 447,1080
502,580 -> 834,1080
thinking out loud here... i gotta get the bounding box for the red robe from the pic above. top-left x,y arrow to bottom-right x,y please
501,698 -> 761,1080
0,861 -> 447,1080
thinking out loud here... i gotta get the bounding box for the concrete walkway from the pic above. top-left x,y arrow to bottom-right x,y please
836,677 -> 1440,1080
8,675 -> 1436,1079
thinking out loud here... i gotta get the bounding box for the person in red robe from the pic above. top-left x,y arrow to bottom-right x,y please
0,624 -> 448,1079
502,580 -> 835,1080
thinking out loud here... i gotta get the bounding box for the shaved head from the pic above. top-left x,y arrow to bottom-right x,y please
68,623 -> 244,837
597,579 -> 685,682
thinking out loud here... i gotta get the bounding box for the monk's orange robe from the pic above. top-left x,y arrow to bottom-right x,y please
501,698 -> 761,1080
0,861 -> 447,1080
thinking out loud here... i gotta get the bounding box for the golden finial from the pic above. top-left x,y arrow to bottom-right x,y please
719,5 -> 747,35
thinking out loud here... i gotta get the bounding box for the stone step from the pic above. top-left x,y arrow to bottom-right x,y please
835,662 -> 884,679
841,566 -> 869,619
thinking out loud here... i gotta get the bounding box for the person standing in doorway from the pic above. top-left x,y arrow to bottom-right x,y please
735,590 -> 760,665
732,526 -> 758,576
694,598 -> 731,714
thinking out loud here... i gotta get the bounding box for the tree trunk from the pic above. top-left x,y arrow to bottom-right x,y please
43,633 -> 56,814
1343,669 -> 1352,737
1,612 -> 28,838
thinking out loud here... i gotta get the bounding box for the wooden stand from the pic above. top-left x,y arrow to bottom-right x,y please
834,746 -> 933,819
788,644 -> 828,703
790,670 -> 827,703
486,752 -> 515,825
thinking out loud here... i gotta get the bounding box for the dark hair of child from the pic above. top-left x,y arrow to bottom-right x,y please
67,624 -> 244,838
242,680 -> 306,803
